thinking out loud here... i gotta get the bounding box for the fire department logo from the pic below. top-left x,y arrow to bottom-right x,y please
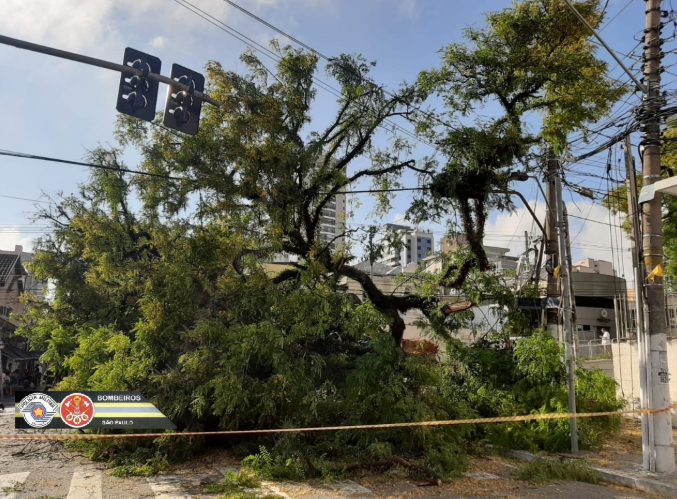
60,393 -> 95,428
17,393 -> 59,428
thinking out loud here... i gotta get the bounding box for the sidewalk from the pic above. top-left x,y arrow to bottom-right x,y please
505,419 -> 677,498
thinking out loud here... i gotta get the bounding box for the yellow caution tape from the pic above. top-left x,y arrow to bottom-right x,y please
1,403 -> 675,441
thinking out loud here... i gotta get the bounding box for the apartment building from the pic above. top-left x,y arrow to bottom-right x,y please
377,224 -> 434,267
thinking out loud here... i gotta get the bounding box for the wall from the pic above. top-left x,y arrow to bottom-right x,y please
612,339 -> 677,424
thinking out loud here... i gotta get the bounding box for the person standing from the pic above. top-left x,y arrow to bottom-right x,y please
9,371 -> 19,396
601,328 -> 611,354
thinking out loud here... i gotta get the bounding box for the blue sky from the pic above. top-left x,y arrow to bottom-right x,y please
0,0 -> 654,279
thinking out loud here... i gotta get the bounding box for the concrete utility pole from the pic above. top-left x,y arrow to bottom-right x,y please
639,0 -> 675,473
625,136 -> 654,471
545,154 -> 562,338
554,174 -> 578,453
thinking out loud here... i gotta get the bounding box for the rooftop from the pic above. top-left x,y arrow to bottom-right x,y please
0,253 -> 20,286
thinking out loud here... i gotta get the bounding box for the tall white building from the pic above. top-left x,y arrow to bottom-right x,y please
377,224 -> 434,267
318,192 -> 347,251
271,192 -> 347,263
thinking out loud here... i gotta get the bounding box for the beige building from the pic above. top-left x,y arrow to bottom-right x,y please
573,258 -> 616,277
440,236 -> 519,275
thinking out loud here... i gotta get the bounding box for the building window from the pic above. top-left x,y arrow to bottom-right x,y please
0,306 -> 11,318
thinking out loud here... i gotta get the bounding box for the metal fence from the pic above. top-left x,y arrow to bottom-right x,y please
576,338 -> 616,359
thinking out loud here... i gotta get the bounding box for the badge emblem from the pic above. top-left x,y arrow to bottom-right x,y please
60,393 -> 96,428
17,393 -> 59,428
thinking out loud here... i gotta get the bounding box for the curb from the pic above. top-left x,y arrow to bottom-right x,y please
503,449 -> 677,498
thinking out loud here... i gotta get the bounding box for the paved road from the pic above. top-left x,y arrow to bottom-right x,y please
0,405 -> 660,499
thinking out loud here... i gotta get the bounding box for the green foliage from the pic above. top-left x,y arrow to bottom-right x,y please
512,457 -> 600,485
419,0 -> 625,153
446,330 -> 624,452
207,468 -> 283,499
14,1 -> 627,478
242,446 -> 306,481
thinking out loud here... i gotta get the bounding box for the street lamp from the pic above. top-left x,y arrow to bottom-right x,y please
638,176 -> 677,203
508,171 -> 548,204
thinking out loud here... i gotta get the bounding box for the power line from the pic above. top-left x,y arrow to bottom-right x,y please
214,0 -> 460,135
0,148 -> 429,196
0,194 -> 52,205
600,0 -> 634,33
220,0 -> 329,59
344,187 -> 428,194
172,0 -> 438,149
0,149 -> 184,181
568,214 -> 624,229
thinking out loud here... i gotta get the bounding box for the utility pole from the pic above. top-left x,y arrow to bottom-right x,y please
545,154 -> 562,339
554,174 -> 578,453
524,231 -> 530,263
639,0 -> 675,473
625,135 -> 654,471
563,206 -> 578,359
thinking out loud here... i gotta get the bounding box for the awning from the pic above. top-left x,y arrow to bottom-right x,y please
517,297 -> 561,310
1,345 -> 40,361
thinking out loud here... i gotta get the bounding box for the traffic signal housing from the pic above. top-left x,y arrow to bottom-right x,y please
116,48 -> 161,122
163,64 -> 205,136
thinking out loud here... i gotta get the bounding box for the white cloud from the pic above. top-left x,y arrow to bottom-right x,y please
391,213 -> 414,225
375,0 -> 416,19
396,0 -> 417,18
150,36 -> 168,49
0,0 -> 334,65
0,231 -> 35,254
484,199 -> 634,283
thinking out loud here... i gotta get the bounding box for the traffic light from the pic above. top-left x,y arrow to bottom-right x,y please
163,64 -> 205,136
116,48 -> 161,122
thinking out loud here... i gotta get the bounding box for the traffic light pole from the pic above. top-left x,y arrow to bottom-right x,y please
0,34 -> 220,107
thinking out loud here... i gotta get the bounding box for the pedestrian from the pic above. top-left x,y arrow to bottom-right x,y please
601,328 -> 611,354
36,364 -> 43,387
9,371 -> 19,396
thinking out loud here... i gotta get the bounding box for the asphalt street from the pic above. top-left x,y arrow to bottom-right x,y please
0,399 -> 661,499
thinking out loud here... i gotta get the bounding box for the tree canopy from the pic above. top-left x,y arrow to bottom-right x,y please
16,0 -> 627,476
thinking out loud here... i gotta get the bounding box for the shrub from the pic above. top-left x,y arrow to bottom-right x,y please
513,457 -> 600,484
446,329 -> 624,452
